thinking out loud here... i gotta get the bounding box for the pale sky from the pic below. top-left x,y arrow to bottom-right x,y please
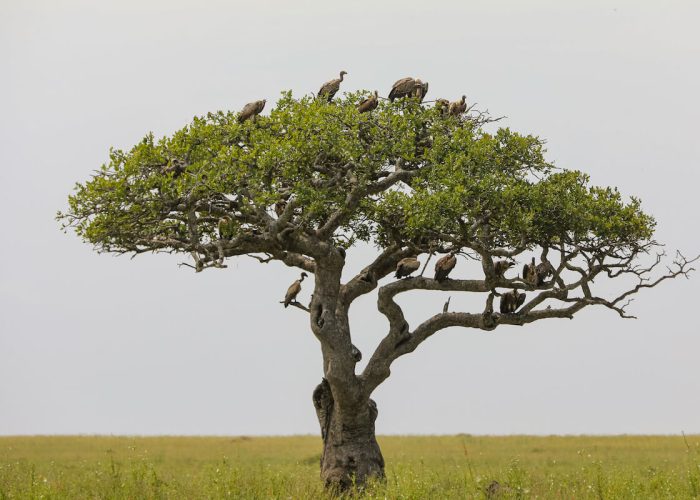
1,0 -> 699,436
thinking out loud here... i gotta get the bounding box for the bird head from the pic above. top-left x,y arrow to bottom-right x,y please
301,272 -> 308,280
374,90 -> 378,97
340,70 -> 347,77
461,95 -> 466,102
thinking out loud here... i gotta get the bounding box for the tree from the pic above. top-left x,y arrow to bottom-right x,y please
58,90 -> 696,489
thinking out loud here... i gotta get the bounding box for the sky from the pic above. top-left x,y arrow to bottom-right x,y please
1,0 -> 699,436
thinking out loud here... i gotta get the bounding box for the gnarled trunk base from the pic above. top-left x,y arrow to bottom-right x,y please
313,379 -> 385,489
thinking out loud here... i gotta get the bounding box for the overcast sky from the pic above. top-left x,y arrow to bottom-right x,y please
1,0 -> 699,436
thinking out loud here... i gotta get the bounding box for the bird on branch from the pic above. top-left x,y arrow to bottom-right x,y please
284,272 -> 308,307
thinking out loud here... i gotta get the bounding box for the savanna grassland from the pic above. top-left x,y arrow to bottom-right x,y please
1,435 -> 699,499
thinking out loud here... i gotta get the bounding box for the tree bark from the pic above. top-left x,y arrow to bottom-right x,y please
313,379 -> 385,489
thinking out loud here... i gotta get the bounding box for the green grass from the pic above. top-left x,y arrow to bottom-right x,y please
1,435 -> 699,498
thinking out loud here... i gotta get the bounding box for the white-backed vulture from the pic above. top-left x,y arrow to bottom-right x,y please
448,95 -> 467,116
237,99 -> 266,123
434,250 -> 458,282
395,257 -> 420,279
435,98 -> 450,114
523,257 -> 538,286
318,71 -> 347,102
499,289 -> 526,314
284,272 -> 308,308
388,77 -> 417,101
358,91 -> 379,113
536,261 -> 554,284
413,79 -> 429,102
494,259 -> 514,277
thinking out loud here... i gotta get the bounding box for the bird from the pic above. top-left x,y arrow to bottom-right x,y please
413,79 -> 429,102
284,272 -> 308,307
237,99 -> 266,123
395,257 -> 420,279
318,71 -> 347,102
435,98 -> 450,114
434,250 -> 458,282
522,257 -> 539,287
499,289 -> 527,314
357,91 -> 379,113
536,261 -> 554,284
494,259 -> 514,278
448,95 -> 467,116
388,77 -> 417,101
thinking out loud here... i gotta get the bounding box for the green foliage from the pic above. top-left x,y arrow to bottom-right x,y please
58,91 -> 655,256
2,435 -> 699,499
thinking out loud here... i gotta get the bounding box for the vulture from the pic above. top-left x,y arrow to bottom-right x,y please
413,79 -> 429,103
395,257 -> 421,279
284,272 -> 308,308
499,289 -> 527,314
435,98 -> 450,114
388,77 -> 417,101
524,257 -> 554,287
522,257 -> 538,287
318,70 -> 347,102
434,250 -> 458,282
448,95 -> 467,116
494,259 -> 514,278
536,260 -> 554,284
358,91 -> 379,113
237,99 -> 266,123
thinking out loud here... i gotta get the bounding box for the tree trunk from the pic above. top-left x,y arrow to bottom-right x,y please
313,379 -> 385,490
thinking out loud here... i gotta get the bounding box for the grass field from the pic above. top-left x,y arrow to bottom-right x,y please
1,435 -> 699,498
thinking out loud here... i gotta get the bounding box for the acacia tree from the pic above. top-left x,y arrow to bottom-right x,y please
59,90 -> 695,489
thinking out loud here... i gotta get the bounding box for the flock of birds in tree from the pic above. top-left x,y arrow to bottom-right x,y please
237,71 -> 470,123
233,71 -> 543,313
283,253 -> 555,314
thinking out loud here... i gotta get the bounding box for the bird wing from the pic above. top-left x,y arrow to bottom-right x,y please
390,77 -> 415,98
434,255 -> 447,271
407,259 -> 420,272
285,281 -> 301,303
319,79 -> 339,96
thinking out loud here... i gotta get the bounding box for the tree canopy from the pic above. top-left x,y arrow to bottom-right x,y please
60,91 -> 656,270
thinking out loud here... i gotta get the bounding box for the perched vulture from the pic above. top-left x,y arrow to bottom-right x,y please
358,91 -> 379,113
494,259 -> 514,277
499,289 -> 527,314
395,257 -> 421,279
535,261 -> 554,284
522,257 -> 538,287
318,70 -> 347,102
413,79 -> 429,103
434,250 -> 458,282
237,99 -> 266,123
284,272 -> 308,308
448,95 -> 467,116
435,98 -> 450,114
388,77 -> 417,101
